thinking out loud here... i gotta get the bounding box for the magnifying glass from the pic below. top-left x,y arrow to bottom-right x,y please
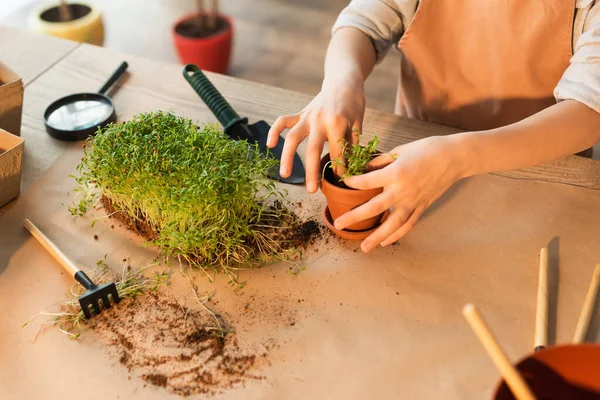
44,61 -> 128,141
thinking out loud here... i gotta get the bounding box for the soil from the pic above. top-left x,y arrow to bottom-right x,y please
284,219 -> 321,250
40,4 -> 91,23
323,162 -> 351,190
103,196 -> 159,241
256,200 -> 322,253
101,195 -> 324,265
88,290 -> 265,396
175,16 -> 229,39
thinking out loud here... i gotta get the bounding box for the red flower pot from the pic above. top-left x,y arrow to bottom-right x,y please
172,13 -> 233,74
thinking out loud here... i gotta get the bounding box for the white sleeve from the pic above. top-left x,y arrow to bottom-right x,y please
332,0 -> 417,63
555,3 -> 600,113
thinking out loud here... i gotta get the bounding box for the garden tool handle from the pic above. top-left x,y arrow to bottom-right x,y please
23,218 -> 80,277
182,64 -> 250,133
98,61 -> 128,95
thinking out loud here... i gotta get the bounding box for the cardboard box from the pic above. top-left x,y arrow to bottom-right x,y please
0,62 -> 24,137
0,128 -> 24,208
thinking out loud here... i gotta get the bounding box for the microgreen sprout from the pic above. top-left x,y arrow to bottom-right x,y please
330,131 -> 379,180
69,111 -> 300,278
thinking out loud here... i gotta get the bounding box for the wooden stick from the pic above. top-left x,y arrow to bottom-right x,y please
572,263 -> 600,344
196,0 -> 205,29
208,0 -> 219,31
58,0 -> 73,22
534,247 -> 548,351
23,218 -> 80,277
463,304 -> 537,400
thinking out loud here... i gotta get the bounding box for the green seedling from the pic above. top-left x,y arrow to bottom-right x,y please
330,131 -> 379,181
69,111 -> 297,278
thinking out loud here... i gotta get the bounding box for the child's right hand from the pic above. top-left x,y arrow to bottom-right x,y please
267,72 -> 367,193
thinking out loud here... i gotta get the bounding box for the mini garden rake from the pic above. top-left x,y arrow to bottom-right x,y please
24,218 -> 120,319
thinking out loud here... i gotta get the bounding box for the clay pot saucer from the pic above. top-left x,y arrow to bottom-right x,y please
321,205 -> 389,240
494,344 -> 600,400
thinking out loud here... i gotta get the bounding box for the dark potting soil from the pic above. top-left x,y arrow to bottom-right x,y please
89,290 -> 264,396
40,4 -> 91,23
323,163 -> 351,189
284,219 -> 321,250
103,196 -> 159,241
256,199 -> 322,252
175,16 -> 229,39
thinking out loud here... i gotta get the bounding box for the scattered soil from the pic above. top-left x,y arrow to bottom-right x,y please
175,16 -> 229,39
88,290 -> 265,396
285,220 -> 321,250
259,200 -> 322,253
221,292 -> 304,334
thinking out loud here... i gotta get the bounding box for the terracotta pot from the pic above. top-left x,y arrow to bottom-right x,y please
172,13 -> 233,74
319,153 -> 383,232
494,344 -> 600,399
29,2 -> 104,46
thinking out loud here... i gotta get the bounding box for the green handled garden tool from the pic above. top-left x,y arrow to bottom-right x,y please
24,218 -> 120,319
183,64 -> 305,184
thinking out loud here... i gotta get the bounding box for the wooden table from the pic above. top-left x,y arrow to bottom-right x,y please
1,26 -> 600,400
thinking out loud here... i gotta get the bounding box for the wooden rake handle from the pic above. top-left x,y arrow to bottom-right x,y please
23,218 -> 80,277
463,304 -> 537,400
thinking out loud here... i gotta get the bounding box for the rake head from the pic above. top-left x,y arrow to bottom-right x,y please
75,271 -> 121,319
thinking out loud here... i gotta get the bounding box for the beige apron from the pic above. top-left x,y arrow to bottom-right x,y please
396,0 -> 575,132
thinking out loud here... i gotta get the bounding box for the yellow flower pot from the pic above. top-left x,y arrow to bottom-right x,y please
29,2 -> 104,46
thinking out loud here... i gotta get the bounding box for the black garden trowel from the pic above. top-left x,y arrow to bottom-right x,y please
183,64 -> 305,184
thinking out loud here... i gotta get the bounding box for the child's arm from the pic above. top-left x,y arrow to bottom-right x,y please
461,100 -> 600,177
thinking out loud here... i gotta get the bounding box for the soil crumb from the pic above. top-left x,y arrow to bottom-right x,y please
285,219 -> 321,250
89,290 -> 265,396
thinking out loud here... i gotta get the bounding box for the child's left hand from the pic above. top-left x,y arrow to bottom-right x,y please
333,135 -> 470,252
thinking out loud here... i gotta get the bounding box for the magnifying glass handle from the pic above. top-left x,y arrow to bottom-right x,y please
98,61 -> 129,95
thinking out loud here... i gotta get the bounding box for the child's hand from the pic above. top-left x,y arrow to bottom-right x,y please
334,136 -> 470,252
267,73 -> 366,193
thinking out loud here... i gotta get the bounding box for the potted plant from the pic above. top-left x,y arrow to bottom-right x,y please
69,111 -> 314,282
173,0 -> 233,74
320,133 -> 387,236
29,1 -> 104,46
